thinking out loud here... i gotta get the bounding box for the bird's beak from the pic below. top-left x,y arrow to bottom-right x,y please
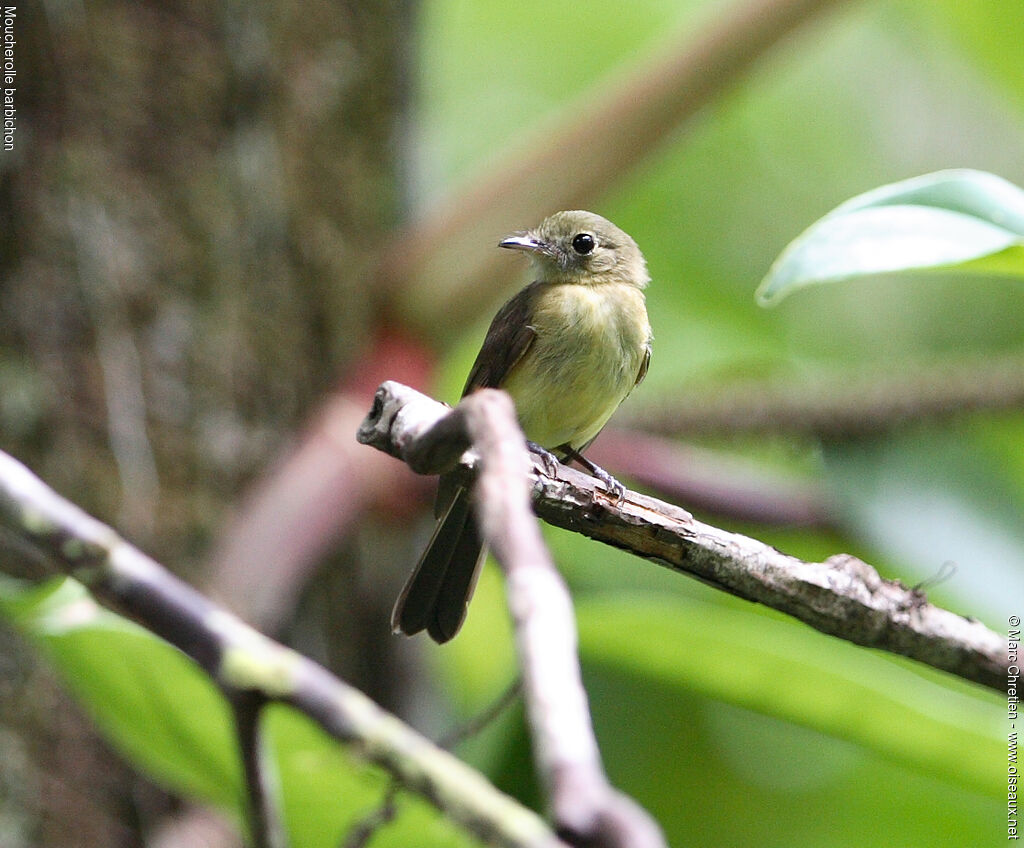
499,233 -> 547,254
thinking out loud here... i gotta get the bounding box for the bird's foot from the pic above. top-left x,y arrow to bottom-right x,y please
557,445 -> 627,501
526,441 -> 563,478
587,463 -> 626,500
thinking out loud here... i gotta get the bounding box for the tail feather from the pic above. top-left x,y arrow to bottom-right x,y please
427,515 -> 485,642
391,485 -> 486,643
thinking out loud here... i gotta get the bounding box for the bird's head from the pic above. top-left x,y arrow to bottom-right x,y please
499,210 -> 649,287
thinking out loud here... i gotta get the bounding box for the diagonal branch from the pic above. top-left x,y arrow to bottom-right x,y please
459,390 -> 666,848
0,449 -> 567,848
358,386 -> 666,847
380,0 -> 853,333
358,381 -> 1009,693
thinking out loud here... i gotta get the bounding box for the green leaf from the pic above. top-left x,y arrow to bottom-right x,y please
264,704 -> 478,848
0,576 -> 246,819
0,577 -> 484,847
262,704 -> 383,848
576,592 -> 1003,797
756,169 -> 1024,304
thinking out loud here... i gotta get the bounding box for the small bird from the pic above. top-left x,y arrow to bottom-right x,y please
392,210 -> 652,643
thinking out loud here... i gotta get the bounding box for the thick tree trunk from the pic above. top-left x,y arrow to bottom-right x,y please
0,2 -> 412,843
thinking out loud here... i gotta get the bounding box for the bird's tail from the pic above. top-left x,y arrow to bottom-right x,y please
391,484 -> 485,643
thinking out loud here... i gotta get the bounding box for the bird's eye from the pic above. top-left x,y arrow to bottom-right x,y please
571,233 -> 596,255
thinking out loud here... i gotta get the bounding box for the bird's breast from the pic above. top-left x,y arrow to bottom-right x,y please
501,281 -> 650,450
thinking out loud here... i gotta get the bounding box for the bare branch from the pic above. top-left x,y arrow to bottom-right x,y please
0,449 -> 566,848
436,677 -> 522,751
358,382 -> 1009,693
341,782 -> 400,848
343,681 -> 521,848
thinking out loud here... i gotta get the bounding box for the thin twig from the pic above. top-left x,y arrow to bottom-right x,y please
340,782 -> 400,848
231,691 -> 283,848
0,449 -> 566,848
437,677 -> 522,751
357,381 -> 1009,693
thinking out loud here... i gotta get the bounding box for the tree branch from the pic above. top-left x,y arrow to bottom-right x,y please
0,449 -> 567,848
464,391 -> 665,848
358,382 -> 1009,693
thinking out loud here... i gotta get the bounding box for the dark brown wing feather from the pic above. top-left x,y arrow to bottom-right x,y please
635,344 -> 651,388
462,282 -> 540,395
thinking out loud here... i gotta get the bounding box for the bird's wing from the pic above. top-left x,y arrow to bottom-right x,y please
634,343 -> 651,388
462,281 -> 540,394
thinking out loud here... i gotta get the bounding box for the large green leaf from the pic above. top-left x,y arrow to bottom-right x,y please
0,576 -> 245,816
263,704 -> 477,848
757,170 -> 1024,304
582,650 -> 996,848
0,577 -> 486,847
576,592 -> 1003,797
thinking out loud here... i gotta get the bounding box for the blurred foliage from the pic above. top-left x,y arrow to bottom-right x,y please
2,0 -> 1022,846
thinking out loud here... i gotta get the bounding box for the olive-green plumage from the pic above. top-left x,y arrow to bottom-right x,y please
392,211 -> 652,642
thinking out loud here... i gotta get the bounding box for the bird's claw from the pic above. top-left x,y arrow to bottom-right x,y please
526,441 -> 563,478
591,465 -> 627,501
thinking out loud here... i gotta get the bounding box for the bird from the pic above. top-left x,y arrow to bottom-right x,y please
391,210 -> 652,643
